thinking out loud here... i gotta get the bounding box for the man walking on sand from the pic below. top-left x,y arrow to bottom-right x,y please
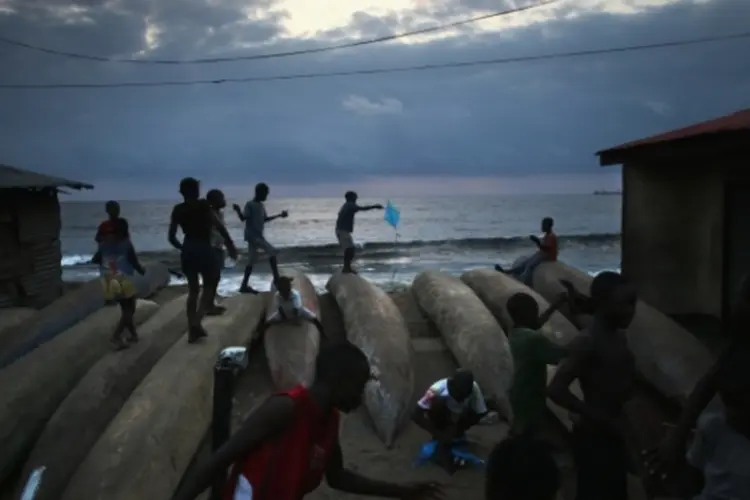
233,182 -> 288,294
335,191 -> 383,274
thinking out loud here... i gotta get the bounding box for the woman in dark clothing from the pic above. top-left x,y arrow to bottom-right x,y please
168,177 -> 238,342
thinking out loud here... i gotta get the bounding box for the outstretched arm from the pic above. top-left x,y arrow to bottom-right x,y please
265,210 -> 289,223
325,439 -> 410,497
537,293 -> 568,327
173,395 -> 295,500
356,204 -> 383,212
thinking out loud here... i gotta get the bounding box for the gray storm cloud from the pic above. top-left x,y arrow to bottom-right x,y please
0,0 -> 748,195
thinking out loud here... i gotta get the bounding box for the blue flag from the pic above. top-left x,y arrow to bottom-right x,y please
384,200 -> 400,229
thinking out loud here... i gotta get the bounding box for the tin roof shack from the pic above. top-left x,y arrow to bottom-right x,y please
597,109 -> 750,337
0,165 -> 93,308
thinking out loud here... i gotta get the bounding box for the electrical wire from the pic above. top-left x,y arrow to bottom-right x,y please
1,31 -> 747,90
0,0 -> 559,65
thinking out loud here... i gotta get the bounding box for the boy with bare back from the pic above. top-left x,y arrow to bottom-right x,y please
548,271 -> 638,500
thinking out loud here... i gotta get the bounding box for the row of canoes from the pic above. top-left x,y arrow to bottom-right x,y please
0,261 -> 714,500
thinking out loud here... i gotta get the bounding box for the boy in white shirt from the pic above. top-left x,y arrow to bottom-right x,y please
412,369 -> 489,469
682,347 -> 750,500
258,276 -> 325,337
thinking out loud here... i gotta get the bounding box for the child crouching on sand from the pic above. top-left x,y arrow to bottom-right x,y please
98,218 -> 145,350
412,369 -> 489,470
257,276 -> 325,337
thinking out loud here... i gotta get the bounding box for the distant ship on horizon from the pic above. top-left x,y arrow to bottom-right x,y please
593,190 -> 622,196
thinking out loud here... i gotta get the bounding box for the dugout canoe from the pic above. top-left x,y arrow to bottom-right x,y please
0,308 -> 35,336
265,270 -> 320,390
412,270 -> 514,421
61,295 -> 265,500
326,273 -> 415,448
19,294 -> 189,500
0,299 -> 159,487
530,260 -> 713,404
460,269 -> 582,427
0,262 -> 169,369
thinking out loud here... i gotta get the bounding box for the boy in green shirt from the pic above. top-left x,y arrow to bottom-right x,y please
506,291 -> 570,438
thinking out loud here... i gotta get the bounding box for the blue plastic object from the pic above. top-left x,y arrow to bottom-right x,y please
414,438 -> 485,469
384,201 -> 400,229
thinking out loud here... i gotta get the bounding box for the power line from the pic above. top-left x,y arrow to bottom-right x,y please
0,0 -> 559,65
1,31 -> 747,90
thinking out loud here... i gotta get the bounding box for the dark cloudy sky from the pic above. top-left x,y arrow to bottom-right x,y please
0,0 -> 748,200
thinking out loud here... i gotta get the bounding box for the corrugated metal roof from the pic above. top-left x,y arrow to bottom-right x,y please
597,108 -> 750,156
0,164 -> 93,190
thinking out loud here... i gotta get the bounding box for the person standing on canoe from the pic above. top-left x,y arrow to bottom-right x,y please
168,177 -> 238,342
256,275 -> 325,338
174,341 -> 444,500
548,271 -> 638,500
506,291 -> 571,439
98,217 -> 145,350
233,182 -> 288,294
496,217 -> 558,285
335,191 -> 383,274
92,200 -> 130,265
206,188 -> 229,316
412,369 -> 489,467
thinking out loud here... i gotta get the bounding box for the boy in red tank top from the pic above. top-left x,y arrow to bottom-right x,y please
175,341 -> 444,500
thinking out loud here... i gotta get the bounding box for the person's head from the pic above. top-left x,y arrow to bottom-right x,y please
313,341 -> 371,413
590,271 -> 636,329
447,369 -> 474,403
345,191 -> 358,203
206,189 -> 226,209
276,275 -> 293,298
541,217 -> 554,233
105,200 -> 120,219
179,177 -> 200,200
254,182 -> 269,202
715,347 -> 750,434
507,292 -> 540,329
485,435 -> 560,500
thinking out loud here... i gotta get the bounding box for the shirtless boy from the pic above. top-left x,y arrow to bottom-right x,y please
548,271 -> 637,500
168,178 -> 238,342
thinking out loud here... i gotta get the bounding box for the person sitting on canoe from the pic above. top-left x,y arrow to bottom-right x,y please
495,217 -> 558,286
257,275 -> 325,338
335,191 -> 383,274
506,291 -> 571,439
548,271 -> 638,500
412,369 -> 489,468
98,217 -> 145,351
92,200 -> 130,265
485,433 -> 560,500
173,341 -> 443,500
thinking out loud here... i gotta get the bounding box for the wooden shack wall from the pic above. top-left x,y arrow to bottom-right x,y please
621,164 -> 724,317
0,189 -> 63,308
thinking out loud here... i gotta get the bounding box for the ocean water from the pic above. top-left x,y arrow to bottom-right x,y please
60,195 -> 622,295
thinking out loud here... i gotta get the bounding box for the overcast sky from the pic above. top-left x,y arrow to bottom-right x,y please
0,0 -> 748,200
